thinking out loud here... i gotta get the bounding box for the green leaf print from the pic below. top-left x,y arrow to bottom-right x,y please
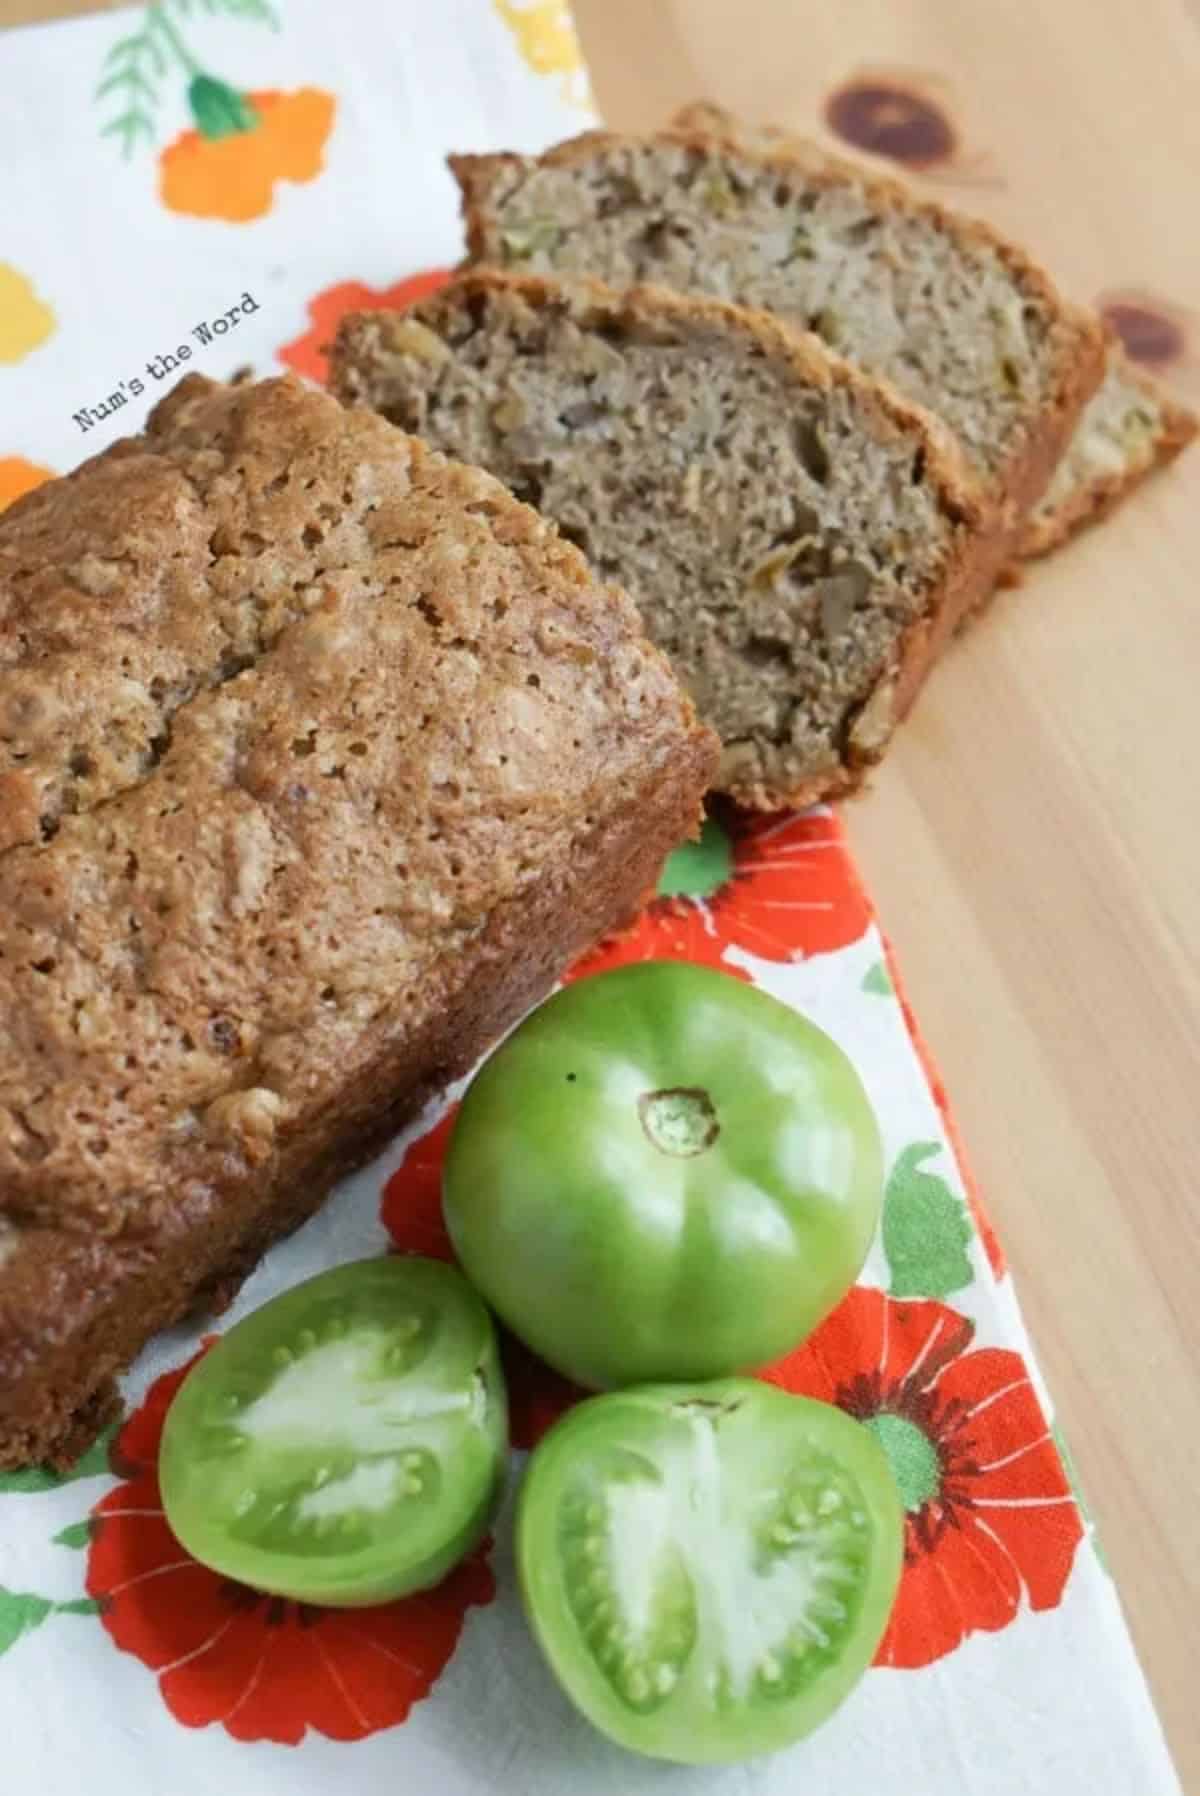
52,1520 -> 94,1550
186,72 -> 259,139
172,0 -> 281,24
0,1420 -> 119,1495
97,0 -> 280,156
0,1591 -> 54,1657
861,959 -> 893,995
207,0 -> 282,27
656,814 -> 733,900
0,1588 -> 103,1660
882,1141 -> 974,1299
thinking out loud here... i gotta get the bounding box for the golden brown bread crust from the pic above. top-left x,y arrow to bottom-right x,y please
331,267 -> 995,811
451,110 -> 1107,626
0,373 -> 717,1469
0,779 -> 708,1470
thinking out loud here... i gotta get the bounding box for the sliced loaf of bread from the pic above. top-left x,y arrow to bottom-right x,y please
331,271 -> 990,810
666,103 -> 1196,559
449,113 -> 1105,590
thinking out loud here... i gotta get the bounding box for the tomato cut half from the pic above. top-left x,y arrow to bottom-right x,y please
517,1379 -> 902,1764
159,1257 -> 508,1606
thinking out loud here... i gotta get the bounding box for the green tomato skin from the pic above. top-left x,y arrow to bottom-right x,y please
159,1257 -> 508,1607
444,962 -> 883,1389
517,1379 -> 904,1765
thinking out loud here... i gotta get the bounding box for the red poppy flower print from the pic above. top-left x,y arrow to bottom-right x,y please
879,930 -> 1007,1279
86,1350 -> 495,1745
277,269 -> 451,384
567,807 -> 873,984
763,1286 -> 1081,1668
380,1108 -> 457,1260
381,1109 -> 583,1450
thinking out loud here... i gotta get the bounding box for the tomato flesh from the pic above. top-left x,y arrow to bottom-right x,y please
160,1257 -> 507,1606
444,962 -> 883,1388
517,1380 -> 902,1764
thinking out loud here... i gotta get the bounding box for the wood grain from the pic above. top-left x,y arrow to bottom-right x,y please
0,0 -> 129,19
4,0 -> 1199,1786
570,4 -> 1199,1789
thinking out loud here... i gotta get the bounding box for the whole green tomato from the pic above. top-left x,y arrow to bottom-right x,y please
443,962 -> 882,1388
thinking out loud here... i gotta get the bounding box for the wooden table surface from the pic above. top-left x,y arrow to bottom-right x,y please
5,0 -> 1199,1786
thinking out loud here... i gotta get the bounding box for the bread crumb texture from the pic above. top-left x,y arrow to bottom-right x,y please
451,128 -> 1096,488
333,274 -> 981,807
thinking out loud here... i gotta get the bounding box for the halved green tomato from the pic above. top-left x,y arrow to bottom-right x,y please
160,1257 -> 507,1606
517,1379 -> 903,1764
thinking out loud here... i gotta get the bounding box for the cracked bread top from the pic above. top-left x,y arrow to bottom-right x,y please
451,113 -> 1105,498
0,374 -> 712,1239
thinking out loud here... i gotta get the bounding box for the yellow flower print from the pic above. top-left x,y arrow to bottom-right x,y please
0,265 -> 56,365
493,0 -> 591,108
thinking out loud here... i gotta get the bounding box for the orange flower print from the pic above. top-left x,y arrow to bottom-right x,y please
0,457 -> 53,514
0,263 -> 56,364
159,86 -> 336,223
762,1286 -> 1082,1667
98,4 -> 335,222
382,1109 -> 584,1450
86,1349 -> 495,1743
568,806 -> 873,985
278,269 -> 452,385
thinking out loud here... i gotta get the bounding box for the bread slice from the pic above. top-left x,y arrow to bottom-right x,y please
0,373 -> 716,1469
1023,349 -> 1196,556
669,104 -> 1196,560
331,270 -> 991,809
449,111 -> 1105,588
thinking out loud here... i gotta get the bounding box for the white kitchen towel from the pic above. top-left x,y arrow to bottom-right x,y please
0,4 -> 1181,1793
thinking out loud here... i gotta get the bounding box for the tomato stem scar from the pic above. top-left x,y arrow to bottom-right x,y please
637,1087 -> 719,1157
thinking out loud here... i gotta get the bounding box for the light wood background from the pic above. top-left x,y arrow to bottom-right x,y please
565,16 -> 1200,1789
3,0 -> 1198,1787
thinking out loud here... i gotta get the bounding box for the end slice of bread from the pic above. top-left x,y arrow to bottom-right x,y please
1022,348 -> 1196,556
331,271 -> 993,810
